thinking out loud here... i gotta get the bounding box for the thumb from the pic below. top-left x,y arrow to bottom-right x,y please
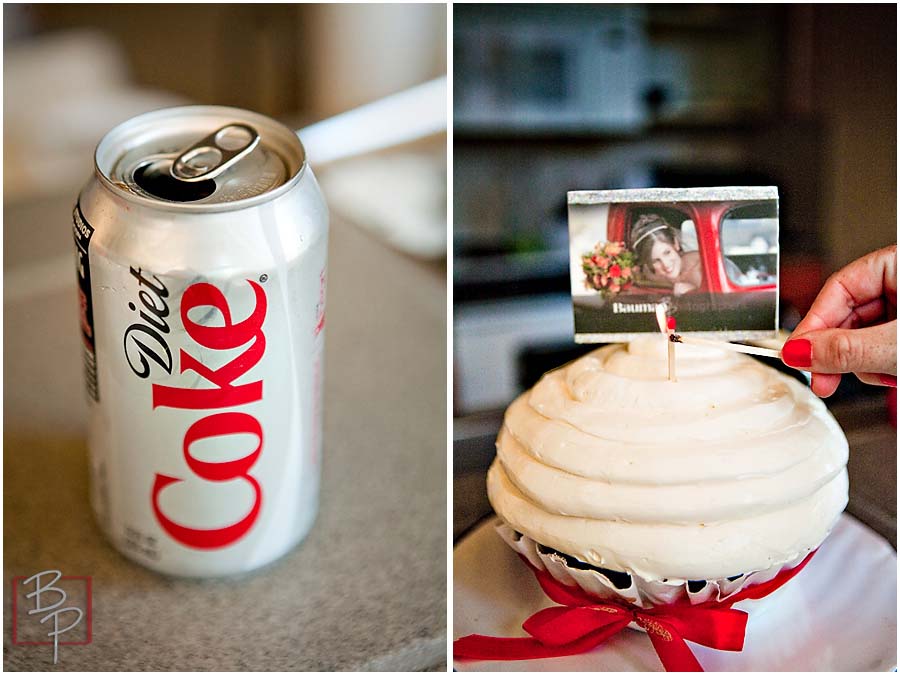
782,321 -> 897,375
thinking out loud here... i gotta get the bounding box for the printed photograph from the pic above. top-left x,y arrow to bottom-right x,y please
568,187 -> 779,340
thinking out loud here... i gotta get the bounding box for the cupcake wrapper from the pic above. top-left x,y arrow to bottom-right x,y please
496,520 -> 808,610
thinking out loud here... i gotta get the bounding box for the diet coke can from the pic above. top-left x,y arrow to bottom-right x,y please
73,106 -> 328,577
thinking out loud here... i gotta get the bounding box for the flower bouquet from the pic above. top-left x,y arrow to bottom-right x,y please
581,241 -> 635,296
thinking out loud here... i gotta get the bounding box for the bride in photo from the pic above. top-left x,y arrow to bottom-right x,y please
631,214 -> 703,295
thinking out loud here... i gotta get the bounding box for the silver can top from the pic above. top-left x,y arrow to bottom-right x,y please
96,106 -> 307,211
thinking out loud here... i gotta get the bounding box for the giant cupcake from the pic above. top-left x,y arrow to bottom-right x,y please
488,335 -> 849,606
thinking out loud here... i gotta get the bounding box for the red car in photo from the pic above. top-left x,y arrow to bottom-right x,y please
606,200 -> 777,295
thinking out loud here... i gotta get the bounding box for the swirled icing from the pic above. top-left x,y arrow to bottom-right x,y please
488,336 -> 849,582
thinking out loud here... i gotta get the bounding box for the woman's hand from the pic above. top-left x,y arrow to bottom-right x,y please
781,245 -> 897,397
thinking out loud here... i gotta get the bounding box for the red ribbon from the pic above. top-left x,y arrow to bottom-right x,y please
455,551 -> 815,671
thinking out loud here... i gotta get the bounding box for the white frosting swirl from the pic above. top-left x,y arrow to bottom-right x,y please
488,336 -> 849,582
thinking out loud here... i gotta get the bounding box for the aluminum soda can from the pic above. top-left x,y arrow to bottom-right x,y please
73,106 -> 328,577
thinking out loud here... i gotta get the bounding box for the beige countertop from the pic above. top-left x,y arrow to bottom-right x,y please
4,194 -> 447,671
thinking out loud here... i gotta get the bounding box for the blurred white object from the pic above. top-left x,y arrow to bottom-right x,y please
304,3 -> 445,119
300,76 -> 448,259
317,152 -> 446,259
455,295 -> 574,411
4,29 -> 186,202
299,77 -> 446,166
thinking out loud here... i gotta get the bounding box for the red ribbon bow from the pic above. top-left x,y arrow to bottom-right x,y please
455,551 -> 815,671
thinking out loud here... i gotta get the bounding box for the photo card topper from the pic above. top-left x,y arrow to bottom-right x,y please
567,186 -> 779,343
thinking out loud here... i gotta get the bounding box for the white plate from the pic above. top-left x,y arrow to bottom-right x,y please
454,513 -> 897,671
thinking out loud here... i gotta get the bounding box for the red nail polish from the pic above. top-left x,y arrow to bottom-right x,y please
879,374 -> 897,387
782,339 -> 812,368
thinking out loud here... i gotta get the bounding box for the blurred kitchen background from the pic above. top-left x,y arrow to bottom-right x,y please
453,5 -> 896,544
5,3 -> 447,258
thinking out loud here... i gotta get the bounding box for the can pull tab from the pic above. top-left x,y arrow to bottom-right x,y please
170,123 -> 260,182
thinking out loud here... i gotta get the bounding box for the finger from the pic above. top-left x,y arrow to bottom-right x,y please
810,372 -> 842,398
836,298 -> 886,329
792,245 -> 897,335
855,372 -> 898,387
782,321 -> 897,375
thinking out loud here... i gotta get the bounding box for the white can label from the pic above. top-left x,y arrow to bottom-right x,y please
79,209 -> 326,576
142,272 -> 269,548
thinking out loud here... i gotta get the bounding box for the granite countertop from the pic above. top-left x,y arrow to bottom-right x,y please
4,195 -> 447,671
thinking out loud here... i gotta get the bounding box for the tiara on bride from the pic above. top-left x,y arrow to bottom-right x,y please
631,224 -> 670,248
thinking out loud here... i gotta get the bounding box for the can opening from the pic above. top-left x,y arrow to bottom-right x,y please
96,106 -> 306,209
133,159 -> 217,202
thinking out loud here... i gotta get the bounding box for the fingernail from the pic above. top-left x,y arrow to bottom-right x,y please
782,339 -> 812,368
879,375 -> 897,387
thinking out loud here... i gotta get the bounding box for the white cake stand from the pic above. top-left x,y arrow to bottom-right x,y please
454,513 -> 896,672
